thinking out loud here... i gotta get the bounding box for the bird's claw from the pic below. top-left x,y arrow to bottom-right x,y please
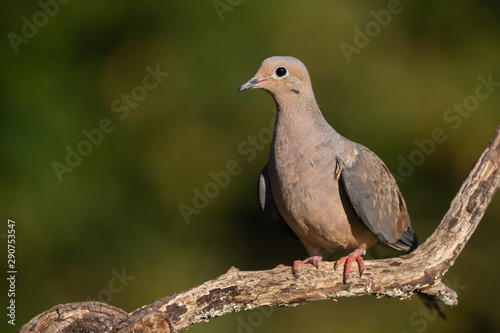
291,255 -> 323,278
334,249 -> 365,284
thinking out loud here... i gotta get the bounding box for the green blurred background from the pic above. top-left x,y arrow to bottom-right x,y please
1,0 -> 499,332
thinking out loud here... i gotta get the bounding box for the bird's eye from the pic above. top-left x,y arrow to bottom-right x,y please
274,66 -> 288,78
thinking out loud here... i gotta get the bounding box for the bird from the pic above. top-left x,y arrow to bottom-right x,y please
238,56 -> 418,284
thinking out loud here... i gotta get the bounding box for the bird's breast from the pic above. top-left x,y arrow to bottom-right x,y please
268,134 -> 377,251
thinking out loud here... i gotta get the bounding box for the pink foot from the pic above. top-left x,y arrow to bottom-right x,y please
334,248 -> 365,284
292,255 -> 323,277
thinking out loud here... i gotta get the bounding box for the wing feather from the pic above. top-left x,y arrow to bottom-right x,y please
339,144 -> 416,251
258,165 -> 298,239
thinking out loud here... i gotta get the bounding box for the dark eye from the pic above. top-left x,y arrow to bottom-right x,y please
275,66 -> 288,78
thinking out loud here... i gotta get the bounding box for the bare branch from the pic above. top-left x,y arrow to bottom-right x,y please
20,125 -> 500,333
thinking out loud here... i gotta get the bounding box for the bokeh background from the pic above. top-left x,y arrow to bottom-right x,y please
1,1 -> 499,332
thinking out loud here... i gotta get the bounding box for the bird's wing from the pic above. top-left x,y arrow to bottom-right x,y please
258,165 -> 299,239
339,144 -> 416,251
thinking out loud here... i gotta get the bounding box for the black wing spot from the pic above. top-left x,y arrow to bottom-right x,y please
290,89 -> 300,94
397,191 -> 404,210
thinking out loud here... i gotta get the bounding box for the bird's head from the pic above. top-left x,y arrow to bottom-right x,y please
238,56 -> 312,98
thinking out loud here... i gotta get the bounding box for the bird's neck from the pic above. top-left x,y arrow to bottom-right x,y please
269,94 -> 342,176
272,94 -> 336,148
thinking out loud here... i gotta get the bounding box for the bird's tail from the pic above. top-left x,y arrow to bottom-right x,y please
418,294 -> 447,320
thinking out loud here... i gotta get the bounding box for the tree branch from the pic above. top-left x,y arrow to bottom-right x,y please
20,125 -> 500,333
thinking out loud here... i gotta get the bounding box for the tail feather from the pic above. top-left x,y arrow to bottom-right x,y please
418,294 -> 447,320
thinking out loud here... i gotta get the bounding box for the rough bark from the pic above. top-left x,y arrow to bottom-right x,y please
19,125 -> 500,333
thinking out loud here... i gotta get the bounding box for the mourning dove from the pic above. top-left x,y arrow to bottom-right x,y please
239,56 -> 418,284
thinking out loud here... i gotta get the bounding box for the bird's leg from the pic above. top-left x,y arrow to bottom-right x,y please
292,255 -> 323,277
334,248 -> 365,284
